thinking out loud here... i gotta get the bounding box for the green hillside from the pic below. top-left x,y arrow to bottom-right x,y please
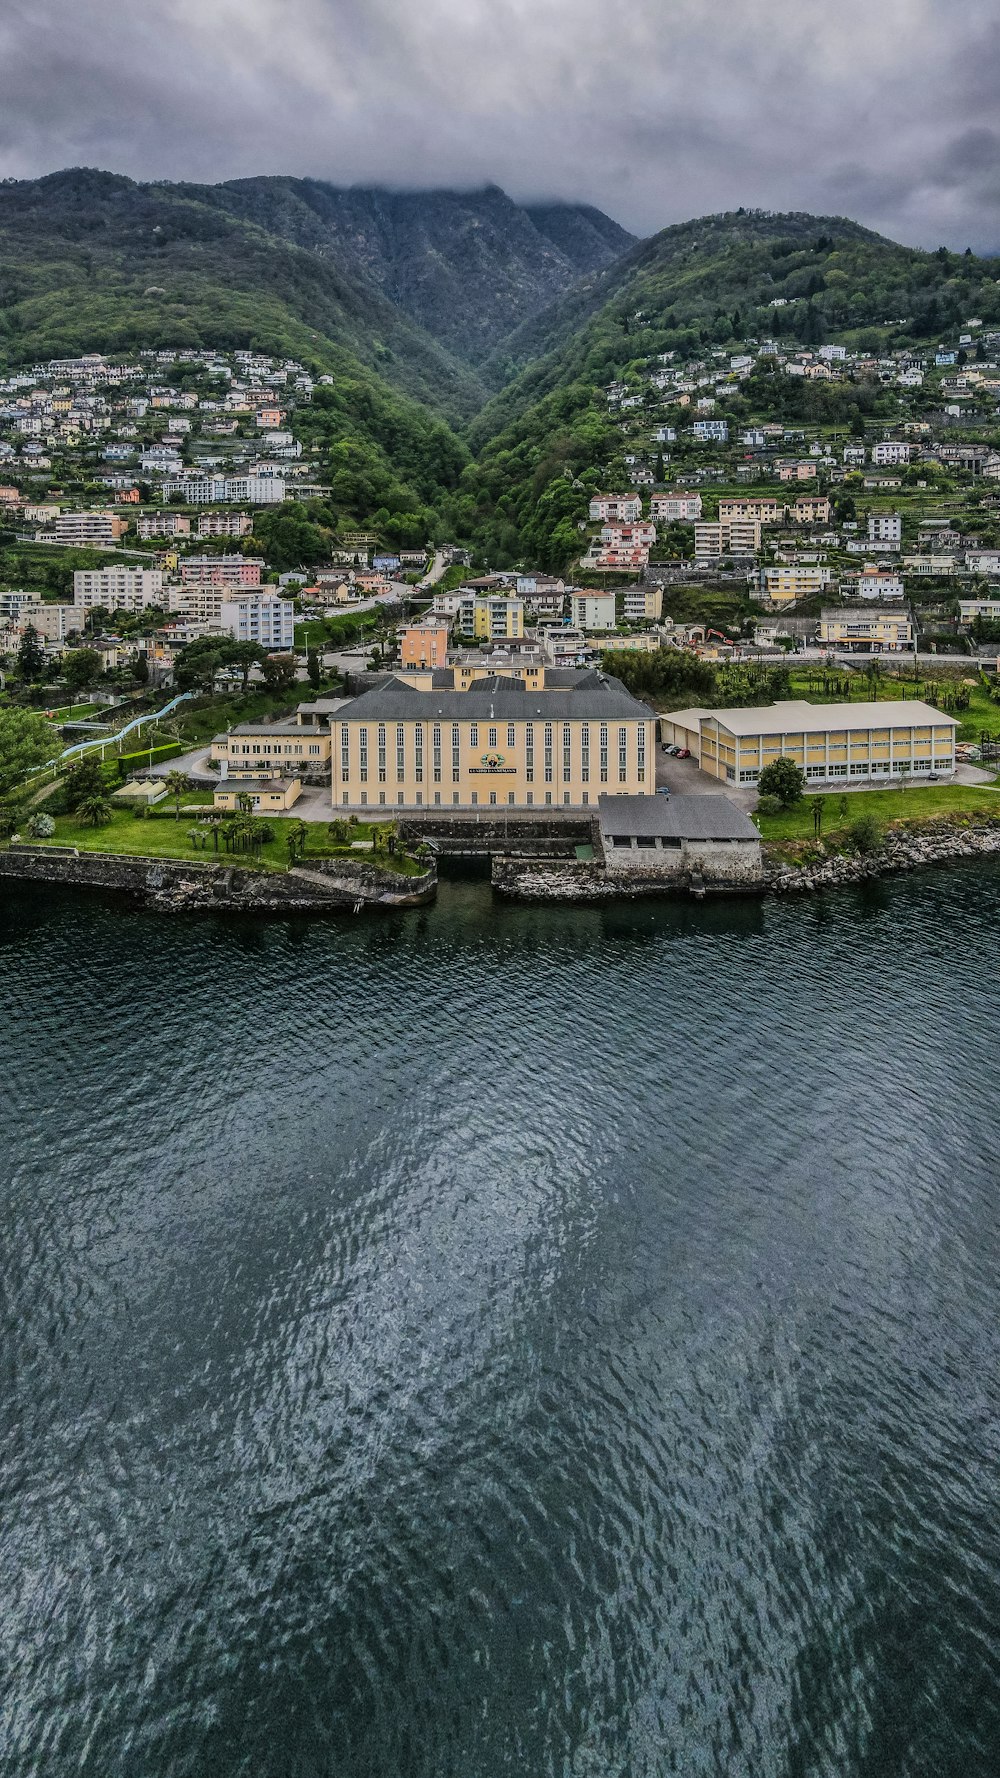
473,209 -> 1000,444
5,183 -> 1000,572
0,168 -> 484,422
461,210 -> 1000,567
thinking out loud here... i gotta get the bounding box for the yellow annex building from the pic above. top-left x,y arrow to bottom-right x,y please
660,700 -> 958,786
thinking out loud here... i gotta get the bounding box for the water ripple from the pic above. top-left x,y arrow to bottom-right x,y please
1,870 -> 999,1777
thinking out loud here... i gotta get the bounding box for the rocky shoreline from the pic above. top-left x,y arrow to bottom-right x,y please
766,820 -> 1000,893
0,845 -> 437,914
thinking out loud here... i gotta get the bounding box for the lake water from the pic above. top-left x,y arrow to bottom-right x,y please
2,872 -> 999,1778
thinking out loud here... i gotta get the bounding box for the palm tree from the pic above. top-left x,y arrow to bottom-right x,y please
164,768 -> 189,820
78,791 -> 113,827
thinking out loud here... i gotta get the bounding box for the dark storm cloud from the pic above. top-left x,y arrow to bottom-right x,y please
0,0 -> 997,247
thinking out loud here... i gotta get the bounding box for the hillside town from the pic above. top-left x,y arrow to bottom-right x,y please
4,330 -> 1000,900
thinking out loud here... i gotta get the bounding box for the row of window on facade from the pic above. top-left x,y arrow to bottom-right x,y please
338,789 -> 608,807
339,722 -> 639,747
736,756 -> 952,783
236,741 -> 323,756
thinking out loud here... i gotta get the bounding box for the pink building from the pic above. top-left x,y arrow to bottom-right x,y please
600,522 -> 657,548
178,554 -> 264,587
589,494 -> 642,523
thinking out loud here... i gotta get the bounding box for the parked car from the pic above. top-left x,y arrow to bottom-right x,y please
676,748 -> 691,759
656,786 -> 671,796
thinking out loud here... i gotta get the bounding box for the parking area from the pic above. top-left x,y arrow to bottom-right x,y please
655,747 -> 760,811
654,743 -> 980,807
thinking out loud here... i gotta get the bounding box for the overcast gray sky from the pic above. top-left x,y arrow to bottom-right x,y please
0,0 -> 997,248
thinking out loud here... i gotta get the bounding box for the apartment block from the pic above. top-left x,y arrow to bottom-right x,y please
178,555 -> 264,587
457,595 -> 525,641
55,511 -> 128,546
650,492 -> 702,522
570,591 -> 618,630
718,498 -> 783,525
622,586 -> 663,622
694,519 -> 762,558
588,494 -> 642,523
400,618 -> 451,670
868,512 -> 903,547
817,608 -> 914,652
73,567 -> 165,611
217,595 -> 295,650
759,565 -> 832,605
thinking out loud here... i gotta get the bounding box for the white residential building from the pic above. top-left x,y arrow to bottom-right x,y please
872,442 -> 912,466
160,475 -> 285,505
965,551 -> 1000,575
570,591 -> 617,631
650,491 -> 702,522
218,595 -> 295,650
73,567 -> 165,611
841,571 -> 905,601
868,513 -> 903,547
589,494 -> 642,523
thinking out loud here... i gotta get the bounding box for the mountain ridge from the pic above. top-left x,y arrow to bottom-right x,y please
177,176 -> 637,364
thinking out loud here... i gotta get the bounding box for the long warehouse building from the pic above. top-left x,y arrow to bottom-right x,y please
660,700 -> 958,786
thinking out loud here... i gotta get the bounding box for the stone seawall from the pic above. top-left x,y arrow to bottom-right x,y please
0,847 -> 436,915
767,822 -> 1000,893
490,857 -> 741,901
494,822 -> 1000,902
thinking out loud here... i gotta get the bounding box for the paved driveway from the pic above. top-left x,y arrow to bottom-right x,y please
655,749 -> 760,810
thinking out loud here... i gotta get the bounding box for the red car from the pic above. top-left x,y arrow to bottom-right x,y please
676,748 -> 691,759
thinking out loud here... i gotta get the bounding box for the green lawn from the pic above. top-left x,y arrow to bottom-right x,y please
757,780 -> 1000,843
16,808 -> 425,874
47,701 -> 103,720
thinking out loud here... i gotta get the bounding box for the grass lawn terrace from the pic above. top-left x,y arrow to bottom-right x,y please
757,779 -> 1000,843
18,808 -> 426,874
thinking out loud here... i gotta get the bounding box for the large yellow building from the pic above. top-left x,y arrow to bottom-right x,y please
660,699 -> 957,786
332,671 -> 655,810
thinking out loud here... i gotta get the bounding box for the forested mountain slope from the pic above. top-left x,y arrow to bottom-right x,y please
186,178 -> 636,365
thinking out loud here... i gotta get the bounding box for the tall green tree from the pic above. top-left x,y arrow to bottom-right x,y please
164,769 -> 189,819
16,625 -> 46,684
62,647 -> 102,692
0,708 -> 57,797
758,757 -> 806,808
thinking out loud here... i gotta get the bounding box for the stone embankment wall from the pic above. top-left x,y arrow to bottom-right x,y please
493,822 -> 1000,901
491,857 -> 733,901
766,822 -> 1000,893
0,847 -> 436,914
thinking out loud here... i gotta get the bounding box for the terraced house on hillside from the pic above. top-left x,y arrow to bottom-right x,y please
331,672 -> 655,810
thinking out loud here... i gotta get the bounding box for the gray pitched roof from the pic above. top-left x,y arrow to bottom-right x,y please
598,794 -> 760,841
335,673 -> 652,723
